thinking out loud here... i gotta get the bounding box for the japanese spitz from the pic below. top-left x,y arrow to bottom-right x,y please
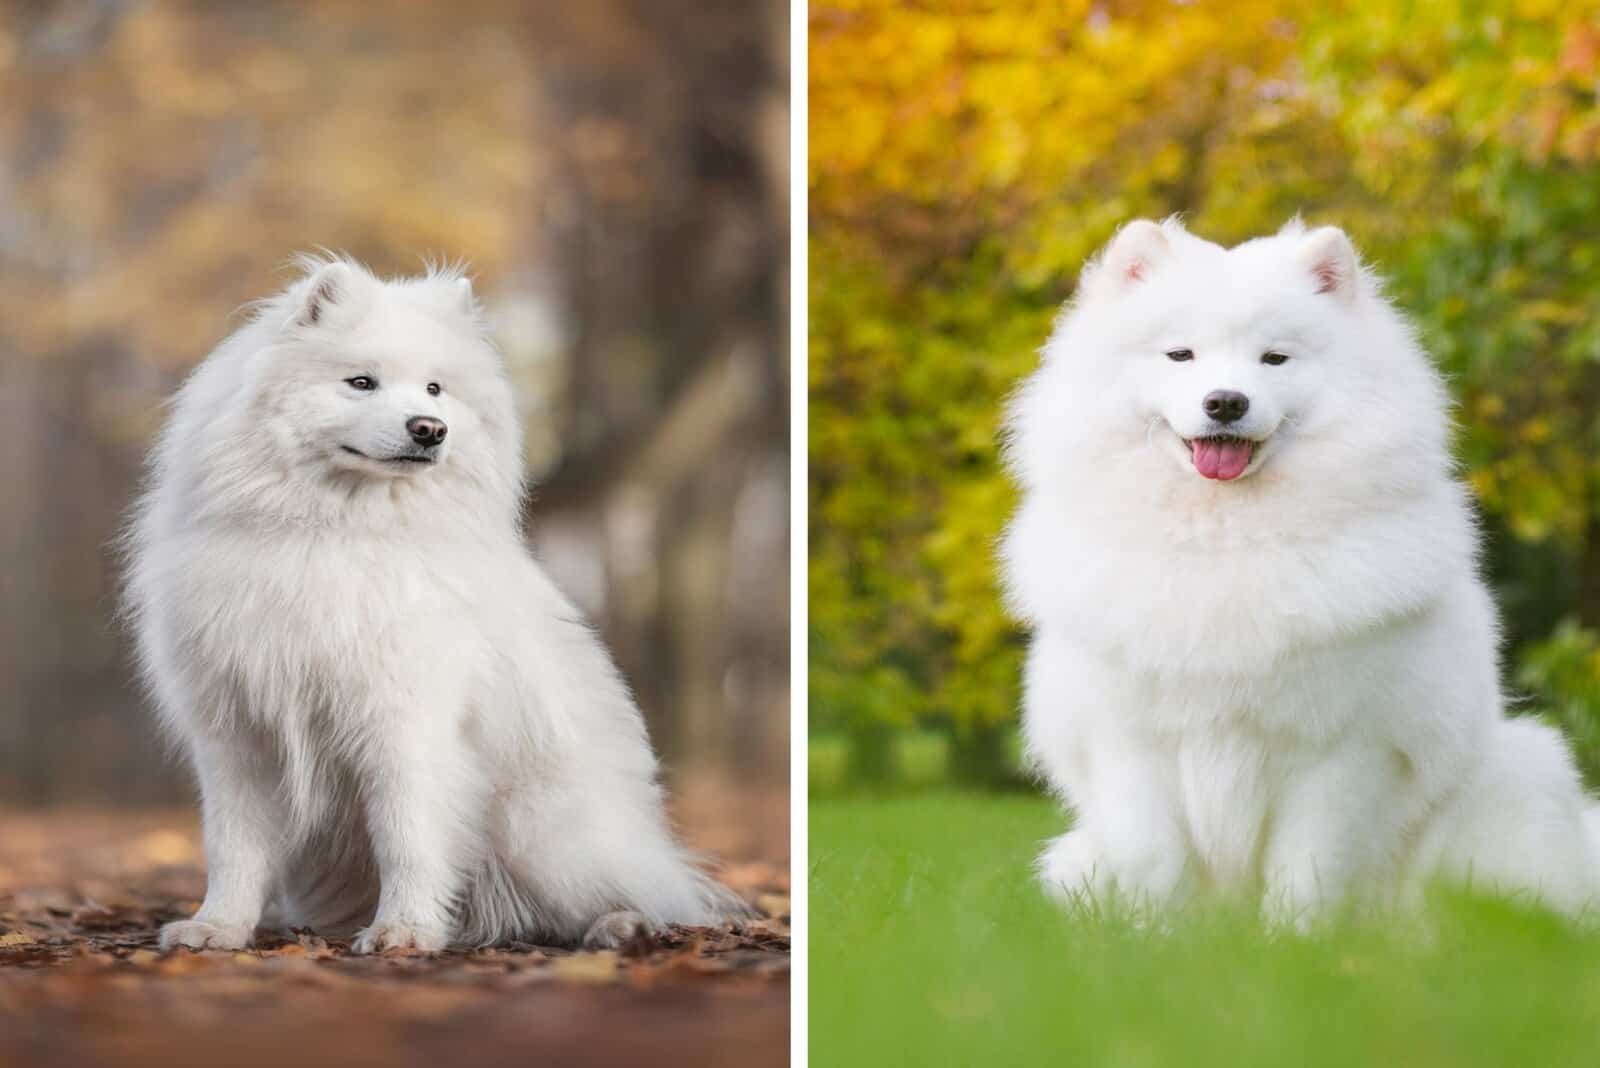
1002,219 -> 1600,923
124,257 -> 739,953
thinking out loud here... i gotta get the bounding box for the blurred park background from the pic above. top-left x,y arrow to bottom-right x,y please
0,0 -> 790,832
809,0 -> 1600,793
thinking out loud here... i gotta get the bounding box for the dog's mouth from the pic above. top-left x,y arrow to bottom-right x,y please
1183,434 -> 1260,481
340,445 -> 437,466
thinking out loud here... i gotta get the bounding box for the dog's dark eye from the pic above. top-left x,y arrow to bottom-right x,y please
345,376 -> 377,391
1261,351 -> 1290,366
1165,348 -> 1194,363
426,382 -> 441,396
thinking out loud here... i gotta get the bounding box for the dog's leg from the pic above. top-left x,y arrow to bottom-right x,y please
1262,741 -> 1405,927
162,733 -> 280,951
1059,741 -> 1191,912
350,720 -> 478,954
1090,796 -> 1190,909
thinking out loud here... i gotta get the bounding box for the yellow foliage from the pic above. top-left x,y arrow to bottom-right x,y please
1,4 -> 541,367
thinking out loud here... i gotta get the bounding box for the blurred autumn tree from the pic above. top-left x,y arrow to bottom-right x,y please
0,0 -> 789,805
809,0 -> 1600,786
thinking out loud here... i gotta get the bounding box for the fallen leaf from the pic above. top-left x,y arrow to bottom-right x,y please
549,950 -> 619,984
71,904 -> 150,931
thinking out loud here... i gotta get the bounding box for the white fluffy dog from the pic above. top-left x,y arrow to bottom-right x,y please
1002,219 -> 1600,923
124,257 -> 738,953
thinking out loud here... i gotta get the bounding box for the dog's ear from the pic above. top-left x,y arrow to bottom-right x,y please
415,274 -> 481,325
290,260 -> 363,329
452,276 -> 477,315
1297,226 -> 1360,304
1086,219 -> 1172,296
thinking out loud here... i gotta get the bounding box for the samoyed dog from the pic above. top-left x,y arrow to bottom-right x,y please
1002,219 -> 1600,923
124,256 -> 739,953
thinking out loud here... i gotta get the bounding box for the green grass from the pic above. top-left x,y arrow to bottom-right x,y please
811,793 -> 1600,1067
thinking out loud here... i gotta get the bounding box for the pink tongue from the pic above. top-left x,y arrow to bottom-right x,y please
1192,438 -> 1253,480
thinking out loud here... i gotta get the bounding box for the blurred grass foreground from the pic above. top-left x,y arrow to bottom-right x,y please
0,0 -> 790,806
809,0 -> 1600,789
811,794 -> 1600,1068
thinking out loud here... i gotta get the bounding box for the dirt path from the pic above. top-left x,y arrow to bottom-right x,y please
0,800 -> 789,1067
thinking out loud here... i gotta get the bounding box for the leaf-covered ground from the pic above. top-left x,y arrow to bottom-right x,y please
812,793 -> 1600,1068
0,790 -> 788,1067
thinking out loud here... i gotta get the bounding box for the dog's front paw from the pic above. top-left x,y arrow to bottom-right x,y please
160,918 -> 255,952
581,910 -> 654,951
1039,831 -> 1187,915
1262,867 -> 1340,933
1038,831 -> 1106,905
350,920 -> 450,955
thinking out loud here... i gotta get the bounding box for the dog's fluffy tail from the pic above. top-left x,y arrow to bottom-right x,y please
457,775 -> 755,948
1427,718 -> 1600,913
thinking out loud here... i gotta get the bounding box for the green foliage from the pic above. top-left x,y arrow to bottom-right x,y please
812,794 -> 1600,1067
809,1 -> 1600,780
1520,620 -> 1600,787
809,239 -> 1043,740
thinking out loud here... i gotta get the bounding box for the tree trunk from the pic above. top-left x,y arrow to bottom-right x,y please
948,725 -> 1014,788
848,724 -> 896,784
1579,506 -> 1600,630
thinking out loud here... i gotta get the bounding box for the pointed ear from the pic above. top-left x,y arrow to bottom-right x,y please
1096,219 -> 1172,290
1297,226 -> 1360,304
453,276 -> 477,314
291,261 -> 356,328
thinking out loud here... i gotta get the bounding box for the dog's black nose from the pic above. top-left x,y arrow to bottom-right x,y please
406,416 -> 448,446
1202,390 -> 1249,424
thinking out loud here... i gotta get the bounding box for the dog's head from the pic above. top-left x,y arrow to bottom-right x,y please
242,257 -> 523,509
1009,218 -> 1449,498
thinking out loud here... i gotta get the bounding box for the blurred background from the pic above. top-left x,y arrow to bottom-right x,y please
809,0 -> 1600,793
0,0 -> 790,834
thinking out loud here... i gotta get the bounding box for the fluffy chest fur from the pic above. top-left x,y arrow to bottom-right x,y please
160,526 -> 494,722
1030,617 -> 1440,890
